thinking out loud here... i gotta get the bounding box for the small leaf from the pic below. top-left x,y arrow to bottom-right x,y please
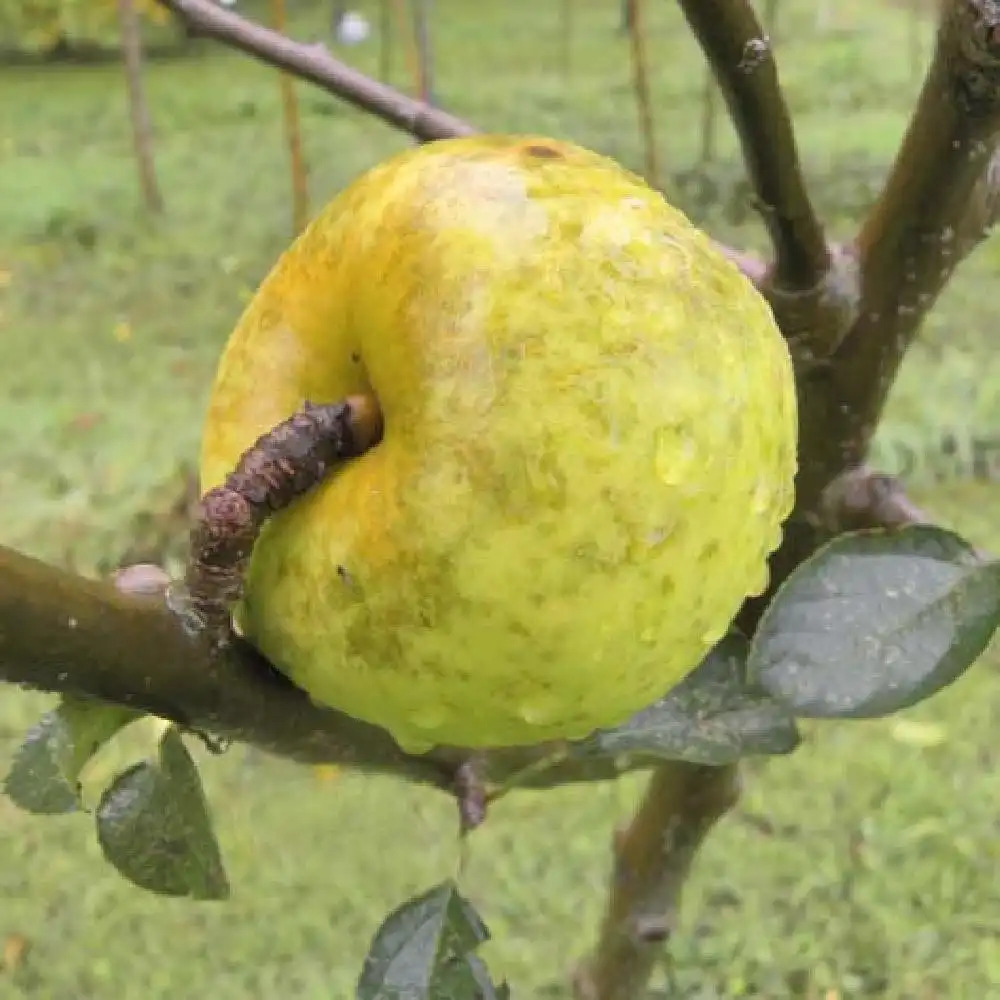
96,728 -> 229,900
748,525 -> 1000,719
4,697 -> 140,815
570,632 -> 800,766
357,879 -> 507,1000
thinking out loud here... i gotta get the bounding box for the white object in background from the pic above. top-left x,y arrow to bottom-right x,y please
218,0 -> 237,7
335,11 -> 371,45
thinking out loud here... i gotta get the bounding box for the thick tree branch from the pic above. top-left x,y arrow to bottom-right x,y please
676,0 -> 829,292
0,543 -> 442,784
0,546 -> 683,795
156,0 -> 475,141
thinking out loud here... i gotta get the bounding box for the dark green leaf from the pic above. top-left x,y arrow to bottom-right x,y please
357,879 -> 507,1000
96,727 -> 229,900
570,632 -> 800,765
748,525 -> 1000,719
4,697 -> 140,815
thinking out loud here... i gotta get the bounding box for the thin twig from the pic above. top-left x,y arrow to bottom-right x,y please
676,0 -> 829,291
155,0 -> 475,141
154,0 -> 763,282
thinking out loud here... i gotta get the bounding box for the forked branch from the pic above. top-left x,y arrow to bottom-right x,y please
824,0 -> 1000,469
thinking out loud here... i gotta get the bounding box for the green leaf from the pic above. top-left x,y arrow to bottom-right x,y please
748,525 -> 1000,719
96,727 -> 230,900
357,879 -> 507,1000
569,631 -> 800,766
4,697 -> 140,815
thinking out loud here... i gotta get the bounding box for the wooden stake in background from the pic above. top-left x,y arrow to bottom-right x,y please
625,0 -> 660,190
410,0 -> 435,105
379,0 -> 393,81
118,0 -> 163,213
271,0 -> 309,234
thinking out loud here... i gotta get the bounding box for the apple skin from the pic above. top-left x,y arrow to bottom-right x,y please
199,134 -> 797,754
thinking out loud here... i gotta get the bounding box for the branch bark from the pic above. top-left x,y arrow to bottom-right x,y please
573,764 -> 741,1000
0,543 -> 440,783
155,0 -> 475,141
0,542 -> 708,797
676,0 -> 829,291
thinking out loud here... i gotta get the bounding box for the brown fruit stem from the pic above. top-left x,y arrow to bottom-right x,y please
185,395 -> 382,645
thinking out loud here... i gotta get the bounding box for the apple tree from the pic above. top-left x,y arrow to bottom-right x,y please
4,1 -> 1000,998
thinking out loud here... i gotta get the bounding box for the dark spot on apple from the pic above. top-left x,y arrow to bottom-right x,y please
524,143 -> 562,159
350,351 -> 361,363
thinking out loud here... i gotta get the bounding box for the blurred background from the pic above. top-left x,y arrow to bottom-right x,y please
1,0 -> 999,996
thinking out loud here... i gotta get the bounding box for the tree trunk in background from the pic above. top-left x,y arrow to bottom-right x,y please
119,0 -> 163,213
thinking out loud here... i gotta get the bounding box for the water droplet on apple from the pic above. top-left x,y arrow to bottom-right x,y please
751,478 -> 771,514
700,624 -> 726,647
517,693 -> 563,726
745,559 -> 771,598
411,705 -> 447,732
653,426 -> 695,486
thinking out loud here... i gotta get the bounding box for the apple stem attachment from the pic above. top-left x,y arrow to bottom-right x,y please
182,394 -> 384,647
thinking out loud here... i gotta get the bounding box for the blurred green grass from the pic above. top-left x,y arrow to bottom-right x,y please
2,0 -> 1000,997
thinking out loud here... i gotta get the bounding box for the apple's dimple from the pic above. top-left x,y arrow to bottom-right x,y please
201,133 -> 798,753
